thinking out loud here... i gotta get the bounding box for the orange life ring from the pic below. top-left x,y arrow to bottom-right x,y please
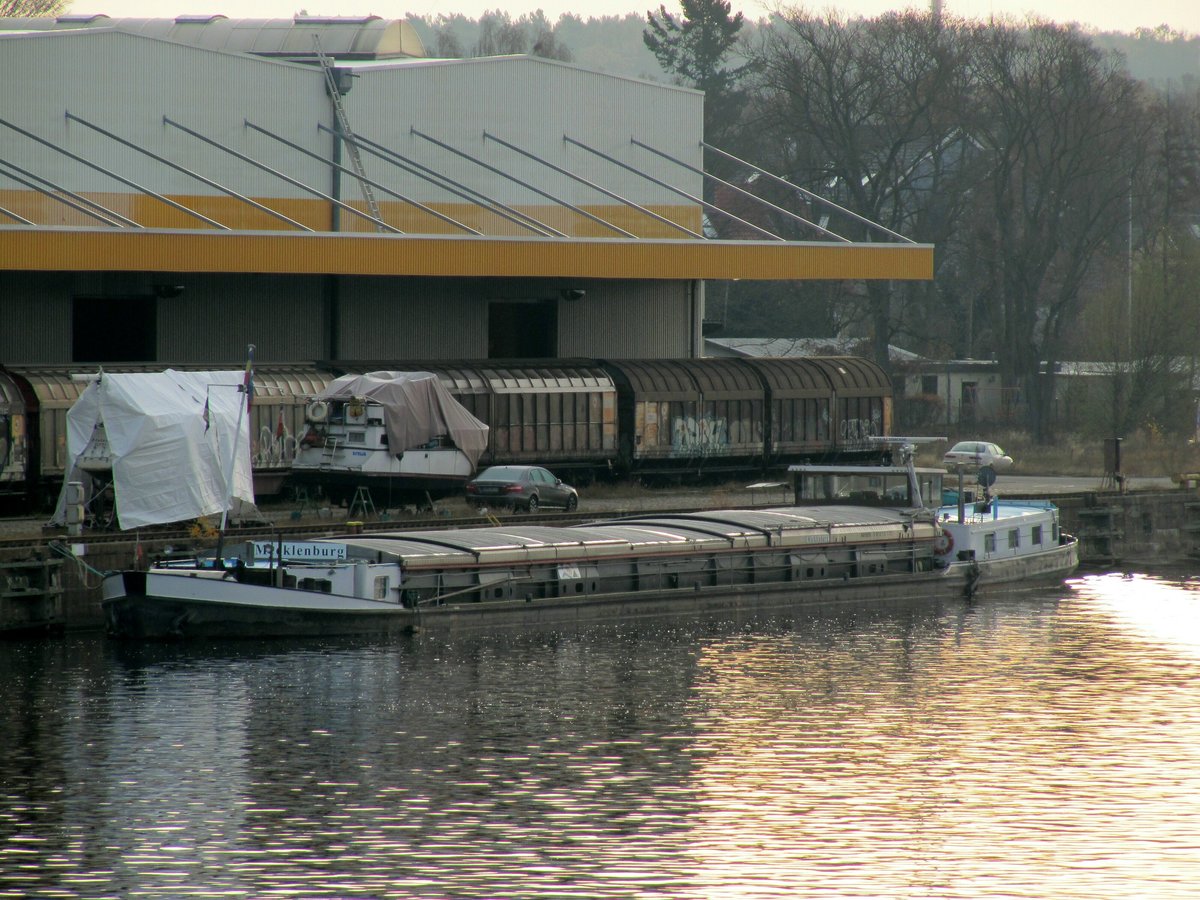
934,531 -> 954,555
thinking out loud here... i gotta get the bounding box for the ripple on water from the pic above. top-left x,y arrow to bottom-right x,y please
1,581 -> 1199,898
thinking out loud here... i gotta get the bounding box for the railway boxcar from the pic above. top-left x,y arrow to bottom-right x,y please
804,356 -> 892,454
737,355 -> 892,466
601,358 -> 769,475
0,367 -> 37,512
0,364 -> 330,512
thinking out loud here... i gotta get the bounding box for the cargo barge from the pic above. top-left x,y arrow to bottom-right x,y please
100,455 -> 1079,640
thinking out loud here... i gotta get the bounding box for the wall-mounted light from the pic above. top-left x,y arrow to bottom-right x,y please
560,289 -> 585,302
152,284 -> 185,298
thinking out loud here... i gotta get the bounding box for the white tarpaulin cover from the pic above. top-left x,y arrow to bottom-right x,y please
51,370 -> 255,530
318,371 -> 489,467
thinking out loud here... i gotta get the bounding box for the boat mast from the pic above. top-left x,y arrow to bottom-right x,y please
215,344 -> 254,561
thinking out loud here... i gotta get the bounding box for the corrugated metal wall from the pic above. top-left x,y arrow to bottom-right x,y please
156,274 -> 326,361
337,278 -> 487,359
0,33 -> 702,364
346,58 -> 703,216
2,30 -> 330,221
2,32 -> 702,231
334,277 -> 694,360
558,281 -> 692,358
0,271 -> 696,364
0,276 -> 73,363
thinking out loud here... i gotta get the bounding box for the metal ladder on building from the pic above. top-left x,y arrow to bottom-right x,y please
313,35 -> 384,232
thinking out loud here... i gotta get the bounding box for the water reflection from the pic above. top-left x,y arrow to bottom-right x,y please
1069,571 -> 1200,656
3,583 -> 1200,898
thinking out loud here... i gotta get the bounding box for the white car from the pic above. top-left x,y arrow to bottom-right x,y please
942,441 -> 1014,473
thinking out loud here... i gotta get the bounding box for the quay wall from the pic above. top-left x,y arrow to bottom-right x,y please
3,488 -> 1197,634
1054,489 -> 1198,570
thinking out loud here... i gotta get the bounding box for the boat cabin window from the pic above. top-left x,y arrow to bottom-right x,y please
793,469 -> 941,506
374,576 -> 390,600
1032,525 -> 1043,545
298,577 -> 332,593
1008,529 -> 1020,549
347,431 -> 366,444
984,533 -> 996,553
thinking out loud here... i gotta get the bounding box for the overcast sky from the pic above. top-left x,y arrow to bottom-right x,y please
65,1 -> 1199,36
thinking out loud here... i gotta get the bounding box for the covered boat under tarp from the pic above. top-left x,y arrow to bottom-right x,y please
50,370 -> 254,530
314,371 -> 488,467
291,371 -> 490,505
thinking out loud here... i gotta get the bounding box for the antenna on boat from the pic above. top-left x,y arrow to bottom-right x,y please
869,436 -> 946,510
869,435 -> 944,462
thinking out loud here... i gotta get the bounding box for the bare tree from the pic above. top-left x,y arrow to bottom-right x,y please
963,21 -> 1146,439
747,11 -> 975,371
1074,241 -> 1200,437
0,0 -> 66,15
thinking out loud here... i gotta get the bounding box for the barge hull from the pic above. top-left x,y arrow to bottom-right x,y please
101,541 -> 1078,641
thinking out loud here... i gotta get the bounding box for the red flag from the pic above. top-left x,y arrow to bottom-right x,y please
275,411 -> 285,439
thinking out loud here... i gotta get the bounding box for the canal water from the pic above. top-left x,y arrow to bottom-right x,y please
3,571 -> 1199,899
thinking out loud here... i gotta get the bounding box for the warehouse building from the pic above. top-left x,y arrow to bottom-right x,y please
0,15 -> 932,367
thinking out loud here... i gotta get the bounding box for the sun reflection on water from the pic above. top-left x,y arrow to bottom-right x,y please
1068,572 -> 1200,656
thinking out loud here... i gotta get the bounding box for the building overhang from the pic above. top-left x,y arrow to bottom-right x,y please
0,228 -> 934,281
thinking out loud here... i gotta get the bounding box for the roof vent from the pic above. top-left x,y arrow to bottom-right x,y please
293,15 -> 381,24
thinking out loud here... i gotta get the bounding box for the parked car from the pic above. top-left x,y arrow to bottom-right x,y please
464,465 -> 579,512
942,441 -> 1014,474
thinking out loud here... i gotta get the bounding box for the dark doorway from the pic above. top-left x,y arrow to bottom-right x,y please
488,300 -> 556,358
73,296 -> 157,362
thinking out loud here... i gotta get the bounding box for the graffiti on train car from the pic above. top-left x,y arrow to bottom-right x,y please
840,415 -> 883,447
254,417 -> 300,468
671,414 -> 730,456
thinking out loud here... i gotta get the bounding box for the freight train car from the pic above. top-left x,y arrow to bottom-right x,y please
0,364 -> 330,514
600,356 -> 890,477
737,356 -> 891,469
0,356 -> 893,514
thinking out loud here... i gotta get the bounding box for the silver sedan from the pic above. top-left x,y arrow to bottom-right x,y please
464,465 -> 579,512
943,441 -> 1014,474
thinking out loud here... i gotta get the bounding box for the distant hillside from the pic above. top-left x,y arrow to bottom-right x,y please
1093,27 -> 1200,84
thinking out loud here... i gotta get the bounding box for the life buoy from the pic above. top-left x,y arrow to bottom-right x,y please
934,531 -> 954,555
306,400 -> 329,423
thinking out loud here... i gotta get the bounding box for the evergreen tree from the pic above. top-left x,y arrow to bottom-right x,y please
643,0 -> 746,97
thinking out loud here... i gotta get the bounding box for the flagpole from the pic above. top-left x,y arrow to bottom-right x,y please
216,344 -> 254,562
